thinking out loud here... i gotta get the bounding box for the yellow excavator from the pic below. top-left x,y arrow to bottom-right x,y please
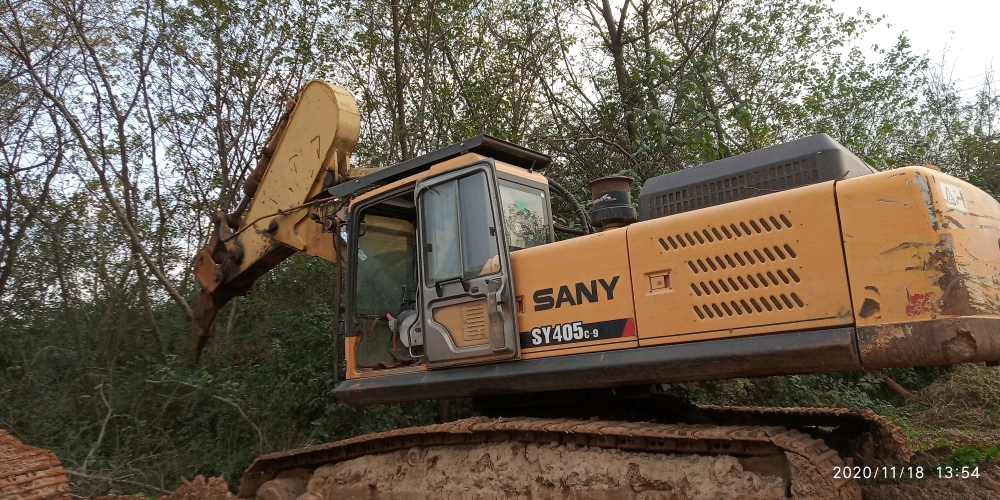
189,80 -> 1000,499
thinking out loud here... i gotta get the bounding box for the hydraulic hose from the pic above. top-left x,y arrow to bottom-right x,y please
546,177 -> 593,235
553,222 -> 587,235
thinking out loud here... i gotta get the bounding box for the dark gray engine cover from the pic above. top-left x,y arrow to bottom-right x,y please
638,134 -> 875,221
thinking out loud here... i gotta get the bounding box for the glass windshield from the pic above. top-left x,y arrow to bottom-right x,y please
355,214 -> 416,315
422,172 -> 501,285
498,180 -> 551,250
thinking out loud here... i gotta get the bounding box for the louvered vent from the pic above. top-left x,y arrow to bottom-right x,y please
657,215 -> 794,252
650,158 -> 818,218
637,134 -> 875,221
462,302 -> 487,342
631,177 -> 854,341
660,213 -> 810,322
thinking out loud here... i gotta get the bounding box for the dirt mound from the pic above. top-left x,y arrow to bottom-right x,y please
0,429 -> 71,500
158,476 -> 234,500
305,442 -> 790,500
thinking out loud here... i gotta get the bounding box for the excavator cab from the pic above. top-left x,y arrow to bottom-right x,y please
345,157 -> 553,375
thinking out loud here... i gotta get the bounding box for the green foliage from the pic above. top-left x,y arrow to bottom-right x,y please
941,444 -> 1000,469
667,372 -> 897,413
800,36 -> 928,169
0,254 -> 462,493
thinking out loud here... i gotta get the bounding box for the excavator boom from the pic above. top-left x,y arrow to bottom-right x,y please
191,81 -> 359,357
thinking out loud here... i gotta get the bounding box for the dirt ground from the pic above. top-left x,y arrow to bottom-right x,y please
94,476 -> 237,500
92,458 -> 1000,500
302,442 -> 791,500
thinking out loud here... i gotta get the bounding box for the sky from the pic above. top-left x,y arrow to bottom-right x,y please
831,0 -> 997,96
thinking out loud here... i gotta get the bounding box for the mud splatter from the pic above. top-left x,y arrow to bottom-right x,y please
859,298 -> 881,319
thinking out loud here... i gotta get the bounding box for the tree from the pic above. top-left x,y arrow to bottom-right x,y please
919,62 -> 1000,195
542,0 -> 923,189
1,0 -> 192,321
799,36 -> 927,169
319,0 -> 564,166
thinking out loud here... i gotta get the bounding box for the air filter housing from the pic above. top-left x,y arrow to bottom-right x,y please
638,134 -> 875,221
588,175 -> 637,230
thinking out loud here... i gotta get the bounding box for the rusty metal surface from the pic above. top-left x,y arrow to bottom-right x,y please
695,405 -> 912,466
238,416 -> 861,499
857,316 -> 1000,368
0,430 -> 71,500
190,241 -> 293,361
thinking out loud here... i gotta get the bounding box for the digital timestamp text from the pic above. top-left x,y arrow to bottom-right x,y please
833,466 -> 983,479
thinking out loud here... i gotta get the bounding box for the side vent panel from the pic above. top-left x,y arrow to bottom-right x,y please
638,133 -> 874,221
627,182 -> 854,345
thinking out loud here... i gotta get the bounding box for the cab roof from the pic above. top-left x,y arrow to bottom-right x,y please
328,135 -> 551,199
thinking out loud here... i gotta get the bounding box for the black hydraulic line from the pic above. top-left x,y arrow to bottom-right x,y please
553,222 -> 587,235
226,194 -> 253,228
546,177 -> 593,235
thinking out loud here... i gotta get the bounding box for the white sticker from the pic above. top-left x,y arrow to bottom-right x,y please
939,182 -> 969,213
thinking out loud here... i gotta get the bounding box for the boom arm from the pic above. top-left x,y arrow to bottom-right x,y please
191,80 -> 361,359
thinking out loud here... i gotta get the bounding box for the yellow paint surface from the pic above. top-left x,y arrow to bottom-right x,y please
627,182 -> 854,344
236,81 -> 359,273
512,228 -> 639,357
838,166 -> 1000,325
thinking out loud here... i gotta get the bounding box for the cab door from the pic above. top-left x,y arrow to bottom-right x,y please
415,160 -> 519,368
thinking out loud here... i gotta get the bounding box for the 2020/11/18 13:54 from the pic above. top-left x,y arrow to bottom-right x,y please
834,466 -> 984,479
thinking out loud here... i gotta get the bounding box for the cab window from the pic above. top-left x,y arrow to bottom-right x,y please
498,180 -> 551,251
422,171 -> 501,285
354,213 -> 415,315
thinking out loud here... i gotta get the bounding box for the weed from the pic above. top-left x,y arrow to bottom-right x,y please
940,444 -> 1000,469
912,364 -> 1000,430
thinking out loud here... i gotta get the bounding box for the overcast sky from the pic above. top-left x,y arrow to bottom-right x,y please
831,0 -> 997,95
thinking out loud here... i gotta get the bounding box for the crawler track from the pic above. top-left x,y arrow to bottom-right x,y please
0,430 -> 71,500
694,405 -> 913,466
239,416 -> 863,499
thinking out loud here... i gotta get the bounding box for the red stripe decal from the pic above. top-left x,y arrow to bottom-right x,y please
622,318 -> 636,337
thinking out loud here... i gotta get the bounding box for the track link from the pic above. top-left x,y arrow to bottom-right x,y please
695,405 -> 912,466
0,430 -> 71,500
239,417 -> 862,499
